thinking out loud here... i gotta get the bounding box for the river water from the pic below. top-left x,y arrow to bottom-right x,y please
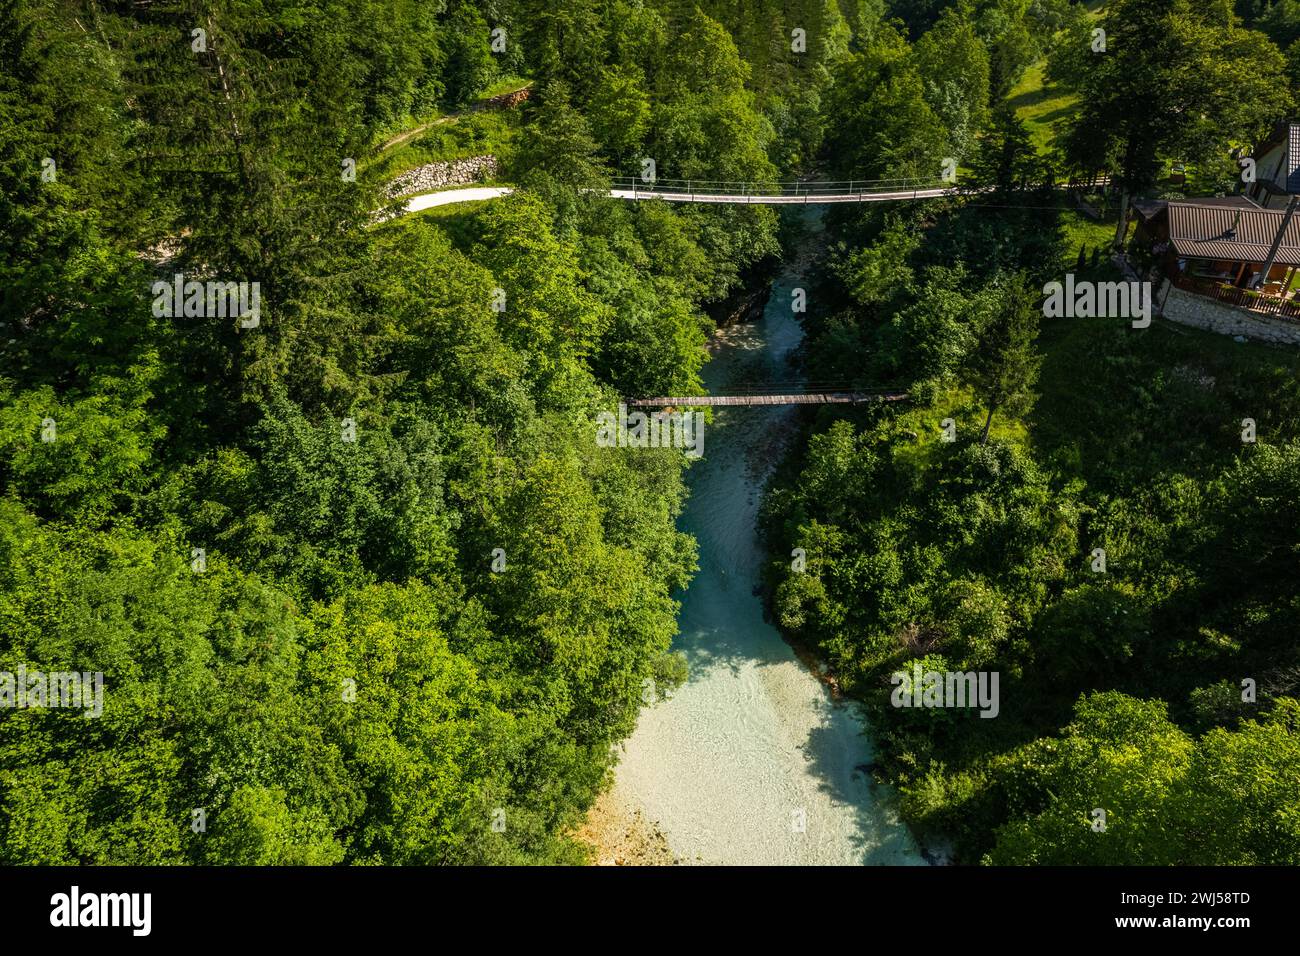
608,210 -> 926,865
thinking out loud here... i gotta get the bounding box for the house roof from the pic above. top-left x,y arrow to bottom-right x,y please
1167,199 -> 1300,265
1256,121 -> 1300,193
1132,199 -> 1166,221
1134,195 -> 1257,221
1177,195 -> 1261,207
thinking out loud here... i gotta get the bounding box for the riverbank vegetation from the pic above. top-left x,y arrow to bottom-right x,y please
0,0 -> 845,863
763,0 -> 1300,864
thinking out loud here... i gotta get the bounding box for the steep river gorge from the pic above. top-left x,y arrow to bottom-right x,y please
596,210 -> 926,865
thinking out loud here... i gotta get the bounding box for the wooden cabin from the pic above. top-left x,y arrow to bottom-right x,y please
1132,196 -> 1300,296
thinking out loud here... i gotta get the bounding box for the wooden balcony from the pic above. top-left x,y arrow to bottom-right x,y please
1170,275 -> 1300,323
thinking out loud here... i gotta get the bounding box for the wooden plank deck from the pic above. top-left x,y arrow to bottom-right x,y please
626,392 -> 908,407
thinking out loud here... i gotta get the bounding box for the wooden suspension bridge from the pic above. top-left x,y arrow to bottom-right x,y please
625,386 -> 909,407
609,176 -> 955,205
403,173 -> 1110,213
403,176 -> 961,214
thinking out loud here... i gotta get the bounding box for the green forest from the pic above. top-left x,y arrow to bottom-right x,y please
2,0 -> 1298,867
763,0 -> 1300,864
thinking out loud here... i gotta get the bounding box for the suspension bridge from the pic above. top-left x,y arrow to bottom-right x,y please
401,172 -> 1109,214
625,385 -> 910,408
608,176 -> 955,204
402,175 -> 960,214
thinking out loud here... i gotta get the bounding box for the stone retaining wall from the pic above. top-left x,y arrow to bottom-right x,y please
486,87 -> 530,109
386,155 -> 498,198
1156,279 -> 1300,346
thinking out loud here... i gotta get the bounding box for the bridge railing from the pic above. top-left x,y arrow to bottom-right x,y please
611,176 -> 953,198
701,382 -> 909,395
624,384 -> 911,404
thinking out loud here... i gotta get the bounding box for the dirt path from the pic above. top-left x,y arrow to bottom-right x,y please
377,84 -> 532,153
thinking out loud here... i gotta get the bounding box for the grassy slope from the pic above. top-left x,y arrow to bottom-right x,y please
1033,295 -> 1300,495
1006,60 -> 1076,156
1005,3 -> 1104,155
389,202 -> 497,243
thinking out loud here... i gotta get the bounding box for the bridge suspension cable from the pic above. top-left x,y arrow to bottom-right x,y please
613,175 -> 953,201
